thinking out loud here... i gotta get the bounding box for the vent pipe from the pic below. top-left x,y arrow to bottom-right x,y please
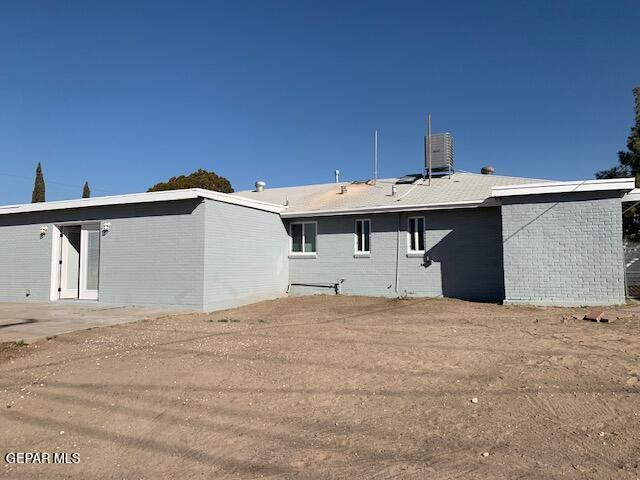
391,185 -> 397,196
340,185 -> 348,194
334,169 -> 340,184
427,114 -> 432,185
374,130 -> 378,182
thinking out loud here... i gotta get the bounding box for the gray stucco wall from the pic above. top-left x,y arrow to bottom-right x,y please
0,199 -> 206,309
501,192 -> 625,306
203,199 -> 289,311
287,207 -> 505,301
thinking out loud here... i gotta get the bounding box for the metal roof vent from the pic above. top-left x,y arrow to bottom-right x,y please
480,166 -> 495,175
255,180 -> 266,192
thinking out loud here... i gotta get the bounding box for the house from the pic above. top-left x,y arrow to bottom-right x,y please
0,172 -> 634,310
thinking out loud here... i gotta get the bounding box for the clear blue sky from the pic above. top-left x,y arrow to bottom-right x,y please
0,0 -> 638,203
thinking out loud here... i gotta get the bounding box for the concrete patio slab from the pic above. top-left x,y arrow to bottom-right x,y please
0,302 -> 186,343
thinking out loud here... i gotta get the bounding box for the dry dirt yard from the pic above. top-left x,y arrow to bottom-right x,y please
1,295 -> 640,479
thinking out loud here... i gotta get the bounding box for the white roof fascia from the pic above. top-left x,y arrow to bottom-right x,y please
281,199 -> 497,218
623,188 -> 640,202
194,189 -> 287,213
491,178 -> 635,198
0,188 -> 287,216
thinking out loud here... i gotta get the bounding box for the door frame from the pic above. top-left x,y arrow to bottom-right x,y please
59,225 -> 82,299
79,224 -> 100,300
50,221 -> 102,301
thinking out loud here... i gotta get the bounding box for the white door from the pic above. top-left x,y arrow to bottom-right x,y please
79,224 -> 100,300
59,226 -> 81,299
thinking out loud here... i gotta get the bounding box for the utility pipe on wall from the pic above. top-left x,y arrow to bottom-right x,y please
395,212 -> 401,294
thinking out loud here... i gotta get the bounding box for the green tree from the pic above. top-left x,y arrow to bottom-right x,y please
31,162 -> 45,203
148,169 -> 233,193
82,182 -> 90,198
596,86 -> 640,182
595,86 -> 640,239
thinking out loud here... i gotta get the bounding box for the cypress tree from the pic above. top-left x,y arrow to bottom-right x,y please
82,182 -> 90,198
31,162 -> 45,203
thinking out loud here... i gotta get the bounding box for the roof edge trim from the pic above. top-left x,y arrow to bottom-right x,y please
194,190 -> 286,213
491,178 -> 635,198
0,189 -> 287,216
623,188 -> 640,202
281,199 -> 498,218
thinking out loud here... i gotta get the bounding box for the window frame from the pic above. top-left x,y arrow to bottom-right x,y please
407,216 -> 426,255
289,221 -> 318,256
354,218 -> 371,256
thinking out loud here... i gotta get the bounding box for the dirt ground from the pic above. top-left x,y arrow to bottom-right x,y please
1,295 -> 640,479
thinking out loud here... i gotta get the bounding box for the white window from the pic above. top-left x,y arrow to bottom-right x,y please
407,217 -> 425,253
355,219 -> 371,254
290,222 -> 317,254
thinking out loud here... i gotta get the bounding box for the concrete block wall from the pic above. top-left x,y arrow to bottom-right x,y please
0,217 -> 54,302
501,192 -> 625,306
98,200 -> 206,309
203,199 -> 289,311
288,207 -> 505,301
0,199 -> 206,309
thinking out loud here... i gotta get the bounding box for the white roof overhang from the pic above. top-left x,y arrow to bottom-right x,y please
491,178 -> 635,198
280,198 -> 498,218
0,188 -> 287,216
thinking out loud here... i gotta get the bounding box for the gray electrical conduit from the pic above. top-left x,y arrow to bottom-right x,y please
395,212 -> 401,294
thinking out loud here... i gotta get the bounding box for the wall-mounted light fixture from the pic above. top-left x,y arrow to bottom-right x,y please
102,222 -> 111,233
40,225 -> 48,236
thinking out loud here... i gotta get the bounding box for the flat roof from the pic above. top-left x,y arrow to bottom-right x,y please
235,173 -> 634,217
0,176 -> 633,218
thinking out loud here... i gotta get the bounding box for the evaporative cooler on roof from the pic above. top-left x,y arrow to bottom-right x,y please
427,133 -> 454,175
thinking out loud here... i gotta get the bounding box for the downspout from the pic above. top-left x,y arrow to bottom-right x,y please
395,212 -> 401,294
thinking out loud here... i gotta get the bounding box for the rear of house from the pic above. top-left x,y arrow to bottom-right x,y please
0,173 -> 633,310
283,207 -> 505,301
237,174 -> 632,307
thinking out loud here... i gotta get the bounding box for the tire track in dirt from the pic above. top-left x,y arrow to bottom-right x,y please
520,393 -> 628,472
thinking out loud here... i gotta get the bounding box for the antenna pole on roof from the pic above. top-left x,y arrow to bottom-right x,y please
374,130 -> 378,182
427,114 -> 432,186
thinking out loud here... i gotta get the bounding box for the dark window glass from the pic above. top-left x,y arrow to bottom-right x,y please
363,220 -> 370,252
417,218 -> 425,251
291,223 -> 303,252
